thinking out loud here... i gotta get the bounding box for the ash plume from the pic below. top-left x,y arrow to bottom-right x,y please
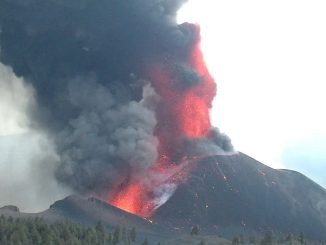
56,79 -> 159,194
0,0 -> 233,214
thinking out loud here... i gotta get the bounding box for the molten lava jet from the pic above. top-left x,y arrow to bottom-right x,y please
109,24 -> 217,217
110,182 -> 148,216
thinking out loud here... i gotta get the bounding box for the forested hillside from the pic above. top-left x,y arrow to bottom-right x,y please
0,215 -> 323,245
0,215 -> 137,245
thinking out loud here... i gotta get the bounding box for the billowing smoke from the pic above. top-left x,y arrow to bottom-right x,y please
56,78 -> 159,195
0,0 -> 233,216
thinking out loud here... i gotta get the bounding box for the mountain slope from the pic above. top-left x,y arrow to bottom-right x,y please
1,152 -> 325,241
0,195 -> 160,234
153,152 -> 326,240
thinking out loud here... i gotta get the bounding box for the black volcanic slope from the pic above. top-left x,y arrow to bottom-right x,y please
153,152 -> 326,240
0,195 -> 169,243
1,153 -> 325,241
0,195 -> 159,234
48,196 -> 155,230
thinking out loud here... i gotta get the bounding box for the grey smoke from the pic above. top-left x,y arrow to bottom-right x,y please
56,78 -> 159,196
0,0 -> 233,202
173,64 -> 201,90
182,128 -> 234,158
210,128 -> 234,152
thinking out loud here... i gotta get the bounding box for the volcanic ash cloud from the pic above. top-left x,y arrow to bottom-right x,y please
0,0 -> 233,216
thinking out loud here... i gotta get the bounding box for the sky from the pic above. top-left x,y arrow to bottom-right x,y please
178,0 -> 326,188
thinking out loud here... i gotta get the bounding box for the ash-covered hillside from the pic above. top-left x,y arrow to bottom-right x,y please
153,152 -> 326,240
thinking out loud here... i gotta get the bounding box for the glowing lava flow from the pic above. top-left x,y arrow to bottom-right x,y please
109,183 -> 148,216
109,162 -> 193,217
109,24 -> 216,217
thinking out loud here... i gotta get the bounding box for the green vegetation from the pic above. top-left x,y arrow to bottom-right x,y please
260,231 -> 273,245
232,236 -> 240,245
142,238 -> 149,245
229,232 -> 318,245
0,215 -> 138,245
0,215 -> 321,245
199,239 -> 205,245
130,227 -> 136,243
190,225 -> 200,236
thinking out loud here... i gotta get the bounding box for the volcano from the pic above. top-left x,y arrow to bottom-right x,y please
153,152 -> 326,240
1,0 -> 325,242
1,152 -> 325,242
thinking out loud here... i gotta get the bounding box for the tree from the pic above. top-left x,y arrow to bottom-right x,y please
112,226 -> 121,245
96,221 -> 104,233
285,233 -> 293,245
96,221 -> 105,245
260,231 -> 273,245
239,234 -> 245,244
31,226 -> 42,245
121,226 -> 127,245
129,227 -> 136,242
249,235 -> 256,244
0,215 -> 123,245
10,230 -> 23,245
298,232 -> 304,245
190,225 -> 200,236
142,238 -> 149,245
232,237 -> 240,245
199,239 -> 205,245
106,233 -> 113,245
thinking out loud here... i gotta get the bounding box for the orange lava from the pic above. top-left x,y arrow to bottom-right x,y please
151,24 -> 216,142
109,182 -> 149,216
109,24 -> 216,217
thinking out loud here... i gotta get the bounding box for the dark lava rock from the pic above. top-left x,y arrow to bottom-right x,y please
153,152 -> 326,240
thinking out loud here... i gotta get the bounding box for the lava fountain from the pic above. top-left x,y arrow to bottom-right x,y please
109,24 -> 216,217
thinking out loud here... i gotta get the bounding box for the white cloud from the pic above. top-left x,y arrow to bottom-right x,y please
0,63 -> 34,135
0,63 -> 71,211
0,133 -> 72,212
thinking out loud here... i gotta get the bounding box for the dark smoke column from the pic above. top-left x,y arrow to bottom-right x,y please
0,0 -> 232,217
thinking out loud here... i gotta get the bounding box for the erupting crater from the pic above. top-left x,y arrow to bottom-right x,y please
108,24 -> 217,217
